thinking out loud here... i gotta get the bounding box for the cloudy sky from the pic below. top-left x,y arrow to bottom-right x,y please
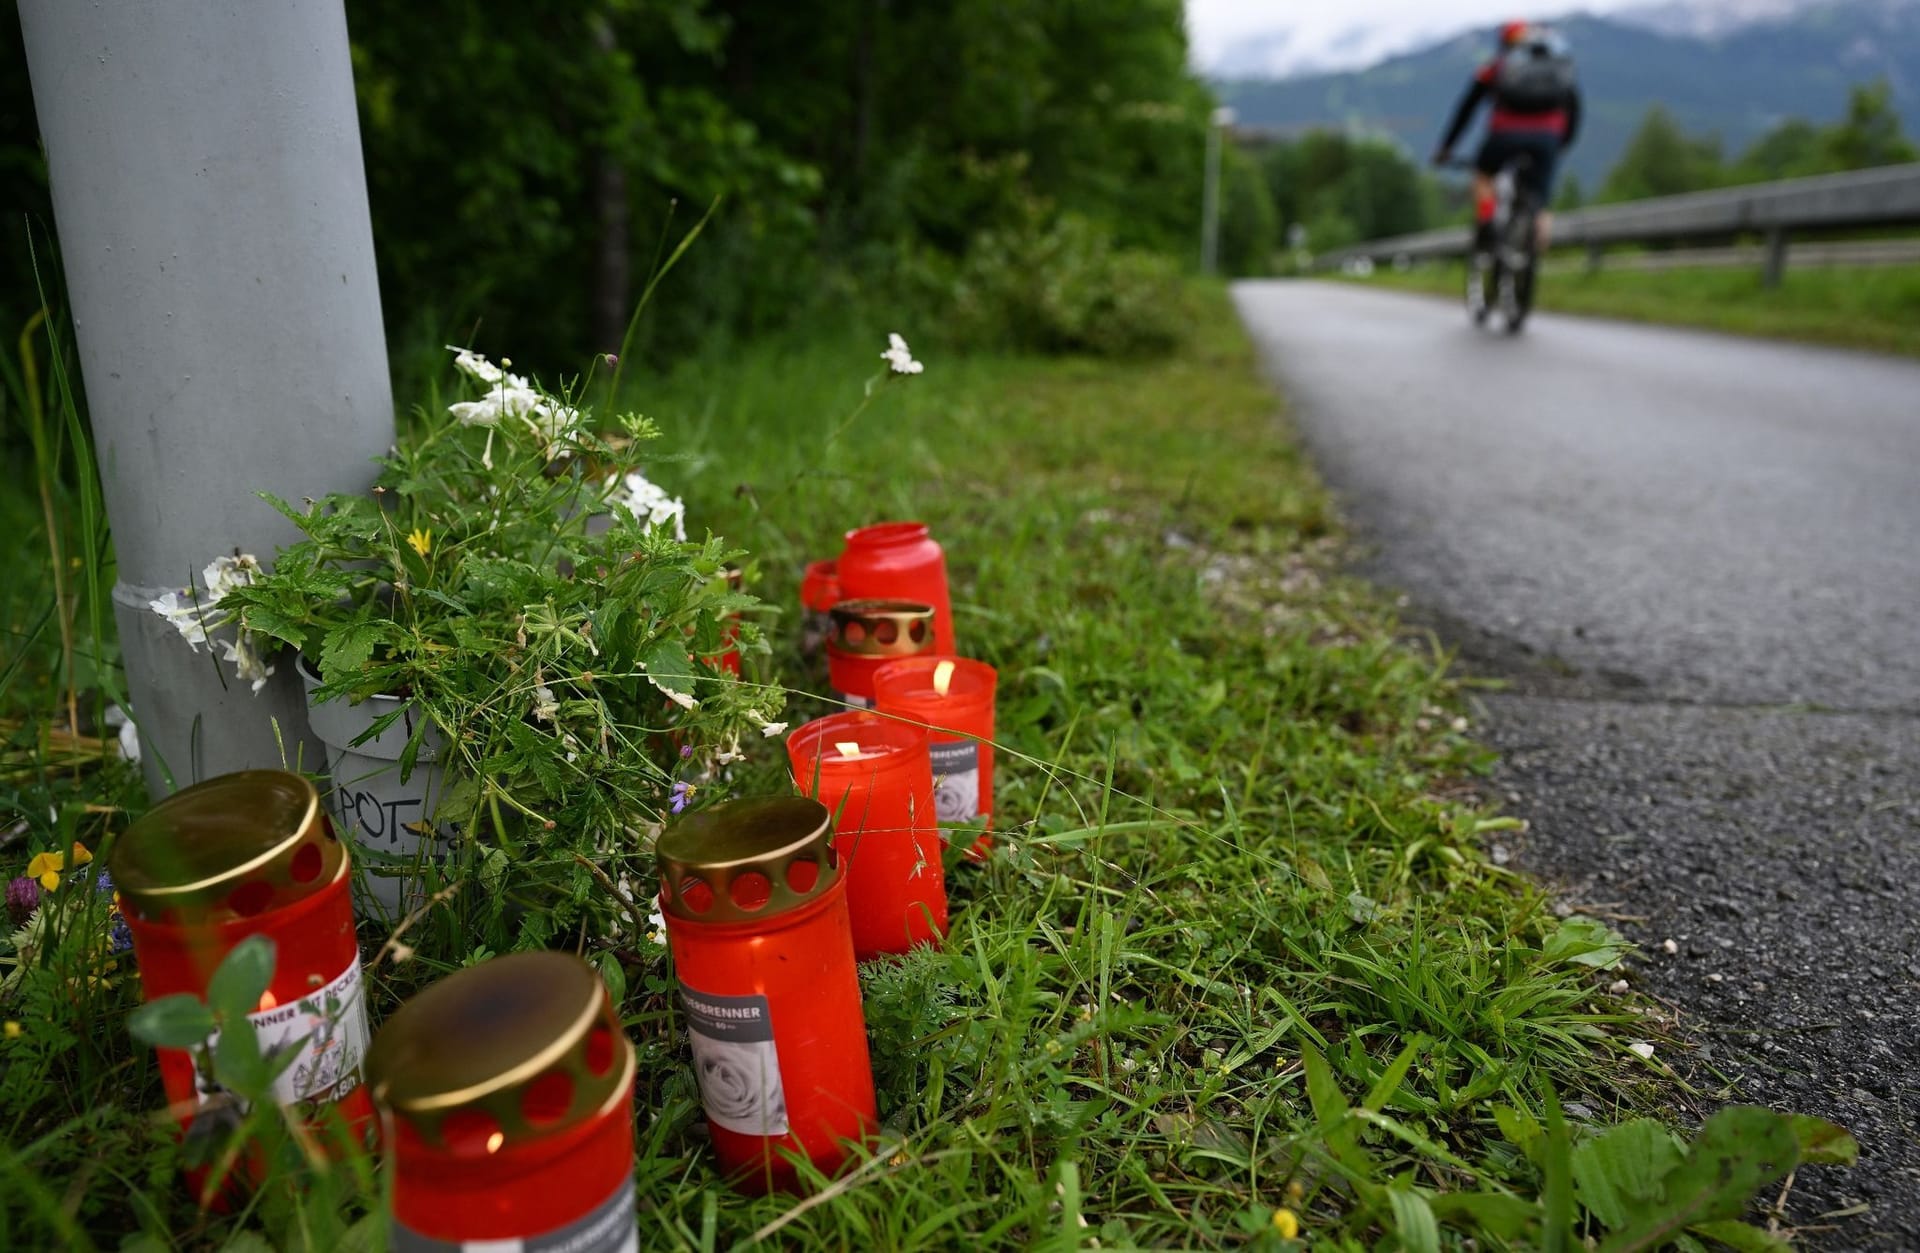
1185,0 -> 1653,74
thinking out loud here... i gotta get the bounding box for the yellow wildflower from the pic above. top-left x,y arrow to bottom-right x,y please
3,1021 -> 20,1039
1271,1208 -> 1300,1240
407,527 -> 433,558
28,851 -> 61,891
26,842 -> 90,891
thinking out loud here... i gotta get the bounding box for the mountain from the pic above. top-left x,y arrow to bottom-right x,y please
1214,0 -> 1920,188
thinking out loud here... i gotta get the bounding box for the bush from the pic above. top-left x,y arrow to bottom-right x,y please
949,210 -> 1195,358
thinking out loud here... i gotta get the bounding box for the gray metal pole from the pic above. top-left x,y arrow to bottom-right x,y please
1201,115 -> 1224,275
19,0 -> 395,796
1762,227 -> 1790,289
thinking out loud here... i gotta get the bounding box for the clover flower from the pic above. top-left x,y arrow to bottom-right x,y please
5,877 -> 38,926
881,332 -> 924,375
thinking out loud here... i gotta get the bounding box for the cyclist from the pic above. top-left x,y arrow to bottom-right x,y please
1432,21 -> 1582,252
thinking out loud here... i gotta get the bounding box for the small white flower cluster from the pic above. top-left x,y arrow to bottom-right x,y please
148,554 -> 276,692
606,470 -> 687,543
445,346 -> 582,457
881,332 -> 924,376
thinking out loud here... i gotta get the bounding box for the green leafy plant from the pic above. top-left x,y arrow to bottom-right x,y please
143,348 -> 789,944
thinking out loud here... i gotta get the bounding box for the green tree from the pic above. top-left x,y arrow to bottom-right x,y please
1819,81 -> 1918,171
1218,146 -> 1278,276
1553,172 -> 1586,211
1734,118 -> 1823,182
1601,105 -> 1725,202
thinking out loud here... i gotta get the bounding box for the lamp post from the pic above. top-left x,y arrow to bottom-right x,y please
1202,106 -> 1237,275
18,1 -> 395,796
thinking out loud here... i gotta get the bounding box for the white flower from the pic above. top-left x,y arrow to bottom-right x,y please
149,589 -> 216,647
201,553 -> 262,602
214,633 -> 276,694
446,345 -> 503,384
449,381 -> 544,428
757,720 -> 788,738
654,684 -> 699,711
606,471 -> 687,542
106,705 -> 140,764
881,332 -> 924,375
532,685 -> 559,722
150,554 -> 275,692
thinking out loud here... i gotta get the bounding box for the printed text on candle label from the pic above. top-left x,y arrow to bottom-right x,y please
193,958 -> 369,1110
680,986 -> 789,1137
391,1173 -> 638,1253
929,740 -> 982,823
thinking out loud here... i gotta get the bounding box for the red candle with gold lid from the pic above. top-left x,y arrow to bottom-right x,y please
111,770 -> 373,1153
871,655 -> 998,857
784,711 -> 945,959
825,598 -> 935,709
657,796 -> 877,1193
799,558 -> 840,657
835,522 -> 955,656
367,950 -> 637,1249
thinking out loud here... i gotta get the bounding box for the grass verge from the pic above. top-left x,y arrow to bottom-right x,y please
3,287 -> 1841,1249
1353,261 -> 1920,358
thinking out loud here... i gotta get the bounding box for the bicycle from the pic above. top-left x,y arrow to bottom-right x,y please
1451,156 -> 1540,334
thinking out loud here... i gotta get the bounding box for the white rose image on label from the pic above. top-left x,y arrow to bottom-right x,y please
191,960 -> 369,1110
928,740 -> 981,823
681,986 -> 789,1137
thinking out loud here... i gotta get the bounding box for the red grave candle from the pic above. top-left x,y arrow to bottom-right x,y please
657,796 -> 878,1194
835,522 -> 955,656
366,952 -> 637,1249
871,655 -> 998,856
825,598 -> 935,709
785,711 -> 946,959
111,770 -> 373,1175
799,558 -> 841,656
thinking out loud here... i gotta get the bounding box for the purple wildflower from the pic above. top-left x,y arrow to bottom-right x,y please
602,353 -> 619,368
108,916 -> 134,956
669,781 -> 696,814
92,869 -> 116,895
679,744 -> 694,759
5,876 -> 39,926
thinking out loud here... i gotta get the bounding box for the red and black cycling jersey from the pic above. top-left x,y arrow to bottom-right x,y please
1439,57 -> 1583,154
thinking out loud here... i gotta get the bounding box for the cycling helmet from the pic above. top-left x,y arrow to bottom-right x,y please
1499,20 -> 1531,46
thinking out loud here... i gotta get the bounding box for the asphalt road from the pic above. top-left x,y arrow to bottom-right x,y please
1233,281 -> 1920,1248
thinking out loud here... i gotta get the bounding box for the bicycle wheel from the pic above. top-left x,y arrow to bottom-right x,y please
1466,251 -> 1493,326
1501,204 -> 1539,334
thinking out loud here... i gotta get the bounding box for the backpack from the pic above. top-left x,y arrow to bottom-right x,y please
1493,35 -> 1576,112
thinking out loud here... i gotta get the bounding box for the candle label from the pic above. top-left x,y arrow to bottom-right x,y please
929,740 -> 982,823
830,689 -> 872,710
391,1174 -> 639,1252
191,957 -> 369,1110
680,986 -> 790,1137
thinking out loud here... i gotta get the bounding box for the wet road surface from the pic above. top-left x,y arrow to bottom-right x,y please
1234,280 -> 1920,1248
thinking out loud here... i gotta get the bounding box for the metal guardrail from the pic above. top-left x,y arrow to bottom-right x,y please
1320,161 -> 1920,285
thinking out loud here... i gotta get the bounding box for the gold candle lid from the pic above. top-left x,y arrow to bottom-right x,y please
656,796 -> 838,925
827,598 -> 935,658
109,769 -> 346,925
365,951 -> 633,1151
